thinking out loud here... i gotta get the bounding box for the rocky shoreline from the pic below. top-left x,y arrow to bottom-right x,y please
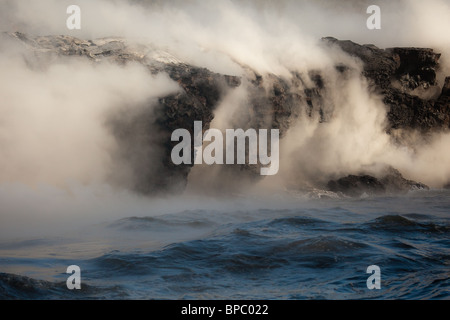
4,32 -> 449,196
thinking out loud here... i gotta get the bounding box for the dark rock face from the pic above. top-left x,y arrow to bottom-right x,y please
323,37 -> 450,132
322,37 -> 398,90
388,47 -> 440,90
328,167 -> 429,197
152,65 -> 241,193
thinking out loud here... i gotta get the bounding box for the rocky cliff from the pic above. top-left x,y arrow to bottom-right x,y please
323,37 -> 450,133
4,32 -> 449,195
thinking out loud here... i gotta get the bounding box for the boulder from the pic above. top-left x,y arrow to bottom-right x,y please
327,167 -> 429,197
327,175 -> 386,197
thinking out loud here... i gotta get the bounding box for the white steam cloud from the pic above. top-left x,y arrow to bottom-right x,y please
0,0 -> 450,237
0,45 -> 180,187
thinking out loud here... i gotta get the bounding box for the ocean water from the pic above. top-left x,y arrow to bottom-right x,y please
0,189 -> 449,300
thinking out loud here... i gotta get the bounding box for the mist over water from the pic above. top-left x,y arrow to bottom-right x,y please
0,0 -> 449,300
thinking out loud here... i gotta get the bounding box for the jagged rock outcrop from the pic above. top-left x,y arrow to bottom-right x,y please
323,37 -> 450,132
328,167 -> 429,197
379,167 -> 429,193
